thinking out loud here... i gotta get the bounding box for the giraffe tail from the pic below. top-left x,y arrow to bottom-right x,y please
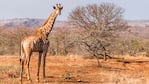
20,42 -> 24,64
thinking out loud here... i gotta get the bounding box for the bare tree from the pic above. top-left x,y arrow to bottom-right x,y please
69,3 -> 128,66
0,27 -> 34,55
49,27 -> 77,56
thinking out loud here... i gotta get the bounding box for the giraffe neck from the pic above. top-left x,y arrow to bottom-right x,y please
42,11 -> 58,31
34,11 -> 58,40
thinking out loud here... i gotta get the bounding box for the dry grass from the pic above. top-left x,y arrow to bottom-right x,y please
0,55 -> 149,84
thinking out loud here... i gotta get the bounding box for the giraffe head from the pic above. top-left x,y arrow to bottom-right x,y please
53,4 -> 63,15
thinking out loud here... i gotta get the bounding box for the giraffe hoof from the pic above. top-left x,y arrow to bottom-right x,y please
29,79 -> 32,83
36,79 -> 39,82
27,77 -> 32,82
27,77 -> 31,81
43,79 -> 46,82
19,77 -> 22,81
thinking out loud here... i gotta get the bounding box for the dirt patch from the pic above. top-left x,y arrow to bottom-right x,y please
0,55 -> 149,84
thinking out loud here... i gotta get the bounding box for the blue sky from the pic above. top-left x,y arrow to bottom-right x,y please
0,0 -> 148,21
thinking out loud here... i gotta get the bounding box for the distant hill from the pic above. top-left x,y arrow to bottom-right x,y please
0,18 -> 66,28
128,20 -> 149,27
1,18 -> 149,39
1,18 -> 149,28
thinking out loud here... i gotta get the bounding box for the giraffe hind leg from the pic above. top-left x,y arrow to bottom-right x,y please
20,58 -> 24,82
25,51 -> 32,82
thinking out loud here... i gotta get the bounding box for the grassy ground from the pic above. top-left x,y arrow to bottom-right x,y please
0,55 -> 149,84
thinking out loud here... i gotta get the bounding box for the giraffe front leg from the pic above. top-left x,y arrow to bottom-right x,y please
43,55 -> 46,82
36,52 -> 42,82
43,51 -> 47,82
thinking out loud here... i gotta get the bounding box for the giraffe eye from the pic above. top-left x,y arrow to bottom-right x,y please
53,6 -> 56,9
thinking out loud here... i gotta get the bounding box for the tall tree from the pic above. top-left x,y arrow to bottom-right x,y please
69,3 -> 128,66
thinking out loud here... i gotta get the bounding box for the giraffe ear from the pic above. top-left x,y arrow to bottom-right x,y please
53,6 -> 56,9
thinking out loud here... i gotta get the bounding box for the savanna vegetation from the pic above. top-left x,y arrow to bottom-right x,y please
0,3 -> 148,58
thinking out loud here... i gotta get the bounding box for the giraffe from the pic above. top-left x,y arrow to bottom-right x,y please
20,4 -> 63,82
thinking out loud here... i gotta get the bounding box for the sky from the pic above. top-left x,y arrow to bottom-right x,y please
0,0 -> 149,21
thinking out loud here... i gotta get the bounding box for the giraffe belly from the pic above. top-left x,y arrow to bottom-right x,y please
32,40 -> 49,52
22,36 -> 49,52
